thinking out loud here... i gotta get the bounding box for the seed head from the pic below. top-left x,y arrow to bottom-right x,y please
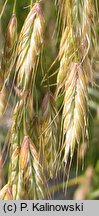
15,3 -> 44,91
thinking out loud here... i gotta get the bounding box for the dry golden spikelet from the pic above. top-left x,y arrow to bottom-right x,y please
8,147 -> 19,200
0,87 -> 7,119
30,140 -> 49,199
11,135 -> 48,199
9,100 -> 24,147
9,100 -> 24,149
0,184 -> 13,200
40,92 -> 58,179
59,26 -> 70,60
10,138 -> 27,200
62,63 -> 88,163
56,28 -> 76,98
82,0 -> 97,49
9,147 -> 20,180
77,36 -> 93,85
56,0 -> 78,31
15,3 -> 44,91
55,0 -> 67,31
16,136 -> 48,199
82,56 -> 93,85
1,14 -> 17,82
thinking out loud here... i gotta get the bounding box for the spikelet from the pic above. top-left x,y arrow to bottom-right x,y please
56,0 -> 79,31
62,63 -> 88,162
17,137 -> 31,199
56,28 -> 77,97
56,1 -> 95,163
29,139 -> 48,199
0,184 -> 13,200
0,15 -> 17,118
8,100 -> 23,199
1,14 -> 17,82
10,147 -> 20,199
16,136 -> 48,200
55,0 -> 68,30
40,92 -> 58,178
82,0 -> 97,49
82,55 -> 93,85
15,3 -> 44,91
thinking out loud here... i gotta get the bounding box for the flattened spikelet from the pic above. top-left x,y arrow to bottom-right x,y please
56,28 -> 76,97
15,3 -> 44,91
62,63 -> 88,162
8,101 -> 23,199
16,136 -> 48,200
82,0 -> 97,48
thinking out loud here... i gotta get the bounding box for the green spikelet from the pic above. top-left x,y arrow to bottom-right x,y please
8,100 -> 24,199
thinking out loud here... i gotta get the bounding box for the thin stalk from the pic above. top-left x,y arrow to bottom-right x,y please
13,0 -> 17,14
30,0 -> 33,9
